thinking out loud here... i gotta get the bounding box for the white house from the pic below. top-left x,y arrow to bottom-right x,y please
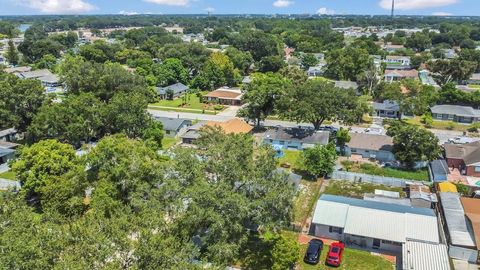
385,55 -> 411,66
312,194 -> 440,254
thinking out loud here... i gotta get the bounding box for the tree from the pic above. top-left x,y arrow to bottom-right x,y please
239,73 -> 291,127
405,32 -> 432,52
11,139 -> 77,196
193,52 -> 239,90
428,59 -> 477,85
153,58 -> 189,87
301,53 -> 319,69
33,54 -> 57,70
278,79 -> 360,130
259,55 -> 285,73
301,143 -> 337,178
386,122 -> 441,168
225,47 -> 254,75
325,46 -> 371,81
0,73 -> 46,132
5,40 -> 19,65
270,233 -> 299,270
336,128 -> 351,155
279,66 -> 308,86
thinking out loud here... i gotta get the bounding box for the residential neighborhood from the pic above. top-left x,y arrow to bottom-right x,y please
3,2 -> 480,269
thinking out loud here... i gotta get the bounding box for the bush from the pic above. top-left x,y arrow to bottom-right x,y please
468,123 -> 480,133
213,104 -> 224,111
421,114 -> 433,128
446,121 -> 456,130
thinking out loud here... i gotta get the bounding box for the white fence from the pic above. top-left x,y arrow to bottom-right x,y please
331,171 -> 409,188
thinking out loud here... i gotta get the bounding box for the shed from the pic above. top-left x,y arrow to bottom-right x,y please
402,241 -> 451,270
429,160 -> 449,182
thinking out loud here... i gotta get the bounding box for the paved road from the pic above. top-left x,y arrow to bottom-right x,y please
148,109 -> 466,144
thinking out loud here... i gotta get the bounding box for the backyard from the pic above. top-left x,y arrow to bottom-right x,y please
341,160 -> 429,181
238,231 -> 394,270
324,180 -> 406,198
405,116 -> 474,132
277,149 -> 302,171
149,92 -> 226,115
161,137 -> 178,150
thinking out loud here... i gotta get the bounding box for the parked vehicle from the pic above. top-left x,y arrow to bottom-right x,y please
304,239 -> 324,264
325,241 -> 345,267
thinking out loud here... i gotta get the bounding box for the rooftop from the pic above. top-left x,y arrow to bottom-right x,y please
154,117 -> 191,131
347,133 -> 394,152
156,82 -> 189,95
313,194 -> 439,244
205,118 -> 253,134
439,192 -> 476,247
460,197 -> 480,249
402,241 -> 451,270
264,127 -> 330,146
384,69 -> 419,78
204,88 -> 243,100
444,141 -> 480,166
431,104 -> 480,118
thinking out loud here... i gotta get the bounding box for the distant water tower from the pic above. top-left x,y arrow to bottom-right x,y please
391,0 -> 395,17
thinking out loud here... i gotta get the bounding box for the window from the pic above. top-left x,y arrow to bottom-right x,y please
351,149 -> 357,153
448,114 -> 454,120
381,240 -> 402,246
435,114 -> 443,120
475,167 -> 480,173
329,226 -> 343,234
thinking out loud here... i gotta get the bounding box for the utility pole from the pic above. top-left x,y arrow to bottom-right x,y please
391,0 -> 395,18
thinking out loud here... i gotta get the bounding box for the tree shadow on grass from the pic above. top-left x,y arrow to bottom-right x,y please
240,234 -> 274,270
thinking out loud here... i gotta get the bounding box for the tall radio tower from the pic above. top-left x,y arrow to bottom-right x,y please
391,0 -> 395,18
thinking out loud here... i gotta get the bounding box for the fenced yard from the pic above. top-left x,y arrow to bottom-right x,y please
331,171 -> 411,188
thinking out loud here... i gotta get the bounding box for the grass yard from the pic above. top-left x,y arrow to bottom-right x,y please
293,179 -> 322,225
405,116 -> 471,132
342,161 -> 429,181
282,231 -> 394,270
0,170 -> 16,180
149,93 -> 225,114
277,150 -> 302,170
161,137 -> 178,150
324,180 -> 405,198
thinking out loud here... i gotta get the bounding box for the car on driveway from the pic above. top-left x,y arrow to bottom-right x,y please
325,241 -> 345,267
304,239 -> 324,264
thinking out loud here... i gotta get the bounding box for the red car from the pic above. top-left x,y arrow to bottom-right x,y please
325,241 -> 345,267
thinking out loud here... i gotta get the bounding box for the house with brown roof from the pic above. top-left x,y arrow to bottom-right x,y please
180,118 -> 252,144
204,87 -> 243,105
344,133 -> 396,162
444,142 -> 480,177
461,197 -> 480,262
384,69 -> 418,83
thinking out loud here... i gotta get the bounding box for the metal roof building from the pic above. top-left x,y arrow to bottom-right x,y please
439,192 -> 476,248
402,241 -> 451,270
312,194 -> 440,244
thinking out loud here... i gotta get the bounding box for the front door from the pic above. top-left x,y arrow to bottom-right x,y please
373,238 -> 380,249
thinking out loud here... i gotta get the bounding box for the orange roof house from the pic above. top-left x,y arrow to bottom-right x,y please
461,197 -> 480,249
205,118 -> 253,134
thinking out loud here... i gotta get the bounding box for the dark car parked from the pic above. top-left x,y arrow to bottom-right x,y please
303,239 -> 324,264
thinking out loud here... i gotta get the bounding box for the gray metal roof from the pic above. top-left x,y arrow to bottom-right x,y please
363,194 -> 412,206
157,82 -> 189,95
0,179 -> 20,191
431,105 -> 480,118
0,148 -> 15,158
373,100 -> 400,111
429,160 -> 449,180
0,128 -> 16,138
334,80 -> 358,90
439,192 -> 476,247
154,117 -> 191,132
19,69 -> 53,79
402,241 -> 451,270
264,127 -> 330,146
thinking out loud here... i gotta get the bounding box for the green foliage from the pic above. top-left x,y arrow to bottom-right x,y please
336,127 -> 351,155
301,143 -> 337,177
5,40 -> 19,65
387,121 -> 441,168
193,52 -> 239,90
33,53 -> 57,70
270,233 -> 300,270
259,55 -> 285,73
0,73 -> 46,132
301,53 -> 319,69
325,46 -> 371,81
153,58 -> 189,87
421,113 -> 434,128
428,58 -> 477,85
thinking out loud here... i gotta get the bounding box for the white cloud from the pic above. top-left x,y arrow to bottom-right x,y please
17,0 -> 96,13
432,11 -> 452,16
143,0 -> 190,6
273,0 -> 294,8
204,7 -> 215,13
317,7 -> 335,15
379,0 -> 458,10
118,10 -> 139,15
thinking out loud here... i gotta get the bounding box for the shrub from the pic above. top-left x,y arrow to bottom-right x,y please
446,121 -> 456,130
421,114 -> 433,128
213,104 -> 224,111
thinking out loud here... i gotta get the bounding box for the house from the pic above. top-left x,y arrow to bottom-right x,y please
156,83 -> 189,100
444,141 -> 480,177
431,105 -> 480,124
15,69 -> 62,90
4,66 -> 31,74
307,65 -> 325,77
0,128 -> 17,142
383,44 -> 405,53
204,87 -> 243,105
429,160 -> 449,182
0,148 -> 15,166
263,126 -> 330,150
334,80 -> 359,94
402,241 -> 451,270
409,184 -> 438,209
373,100 -> 401,118
180,118 -> 252,144
384,69 -> 418,82
437,192 -> 478,262
344,133 -> 395,162
419,70 -> 438,87
154,117 -> 192,137
363,190 -> 412,206
385,55 -> 411,66
312,194 -> 440,254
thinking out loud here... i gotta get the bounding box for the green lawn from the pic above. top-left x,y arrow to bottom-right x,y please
150,93 -> 225,112
0,170 -> 16,180
468,84 -> 480,89
324,180 -> 405,199
405,116 -> 471,132
161,137 -> 178,150
283,231 -> 394,270
277,150 -> 302,170
342,161 -> 428,181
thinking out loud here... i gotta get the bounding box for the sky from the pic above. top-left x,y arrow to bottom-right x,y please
0,0 -> 479,16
